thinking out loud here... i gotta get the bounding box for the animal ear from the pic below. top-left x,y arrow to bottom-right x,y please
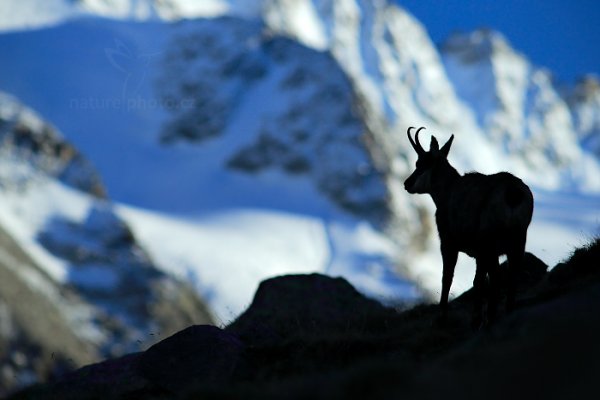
429,136 -> 439,152
440,134 -> 454,158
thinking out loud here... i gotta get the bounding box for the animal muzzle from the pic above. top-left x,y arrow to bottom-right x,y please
404,176 -> 417,193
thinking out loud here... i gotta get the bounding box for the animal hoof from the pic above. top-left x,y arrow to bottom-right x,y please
433,313 -> 448,328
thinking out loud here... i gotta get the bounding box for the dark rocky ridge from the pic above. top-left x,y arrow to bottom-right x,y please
11,239 -> 600,399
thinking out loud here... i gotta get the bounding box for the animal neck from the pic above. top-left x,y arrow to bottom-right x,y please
428,163 -> 461,209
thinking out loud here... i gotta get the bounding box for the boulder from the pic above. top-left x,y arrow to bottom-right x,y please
227,273 -> 394,345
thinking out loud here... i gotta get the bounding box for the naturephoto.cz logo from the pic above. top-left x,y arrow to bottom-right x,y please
69,39 -> 194,111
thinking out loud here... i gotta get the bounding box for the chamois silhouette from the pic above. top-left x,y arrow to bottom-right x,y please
404,127 -> 534,327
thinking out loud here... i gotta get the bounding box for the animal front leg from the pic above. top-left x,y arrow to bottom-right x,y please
440,244 -> 458,319
487,256 -> 500,323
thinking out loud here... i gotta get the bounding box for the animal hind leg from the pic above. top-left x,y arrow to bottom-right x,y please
472,256 -> 490,329
506,236 -> 526,312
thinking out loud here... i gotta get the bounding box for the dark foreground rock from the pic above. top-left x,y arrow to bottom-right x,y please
139,325 -> 243,393
11,241 -> 600,400
11,325 -> 242,399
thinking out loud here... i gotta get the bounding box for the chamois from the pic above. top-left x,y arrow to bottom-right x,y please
404,127 -> 534,326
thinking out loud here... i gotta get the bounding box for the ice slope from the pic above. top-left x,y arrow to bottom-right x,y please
0,18 -> 176,208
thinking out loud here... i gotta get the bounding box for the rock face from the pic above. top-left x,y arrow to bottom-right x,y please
12,240 -> 600,399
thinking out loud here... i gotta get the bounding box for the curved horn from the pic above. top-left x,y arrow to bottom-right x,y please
407,126 -> 417,152
414,127 -> 426,154
407,126 -> 425,155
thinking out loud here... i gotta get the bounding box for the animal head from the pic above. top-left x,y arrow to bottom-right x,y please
404,127 -> 455,194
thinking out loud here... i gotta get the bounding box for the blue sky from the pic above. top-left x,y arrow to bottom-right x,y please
397,0 -> 599,84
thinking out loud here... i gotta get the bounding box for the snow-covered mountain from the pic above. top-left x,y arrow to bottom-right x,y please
0,92 -> 211,394
0,0 -> 599,392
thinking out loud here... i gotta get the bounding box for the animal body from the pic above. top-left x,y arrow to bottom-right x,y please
404,127 -> 534,326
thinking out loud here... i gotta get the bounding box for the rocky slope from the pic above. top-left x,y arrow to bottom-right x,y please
0,93 -> 212,395
10,238 -> 599,399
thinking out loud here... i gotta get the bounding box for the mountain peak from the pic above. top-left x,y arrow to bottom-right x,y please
570,74 -> 600,102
